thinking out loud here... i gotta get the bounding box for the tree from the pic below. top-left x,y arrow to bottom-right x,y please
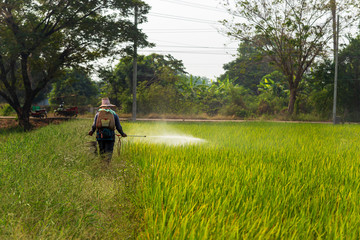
176,75 -> 209,101
219,40 -> 277,93
99,53 -> 187,110
222,0 -> 359,114
48,69 -> 99,106
311,34 -> 360,120
258,71 -> 288,98
338,35 -> 360,114
0,0 -> 150,130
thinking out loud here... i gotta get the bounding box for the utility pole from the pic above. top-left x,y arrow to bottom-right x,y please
332,14 -> 339,124
132,5 -> 138,121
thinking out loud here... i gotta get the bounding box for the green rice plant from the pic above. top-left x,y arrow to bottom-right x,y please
120,122 -> 360,239
2,120 -> 360,239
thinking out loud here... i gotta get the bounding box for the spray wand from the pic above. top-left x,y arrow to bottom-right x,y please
116,134 -> 146,156
125,135 -> 146,138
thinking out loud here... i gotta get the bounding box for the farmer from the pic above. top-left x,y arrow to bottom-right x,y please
88,97 -> 127,163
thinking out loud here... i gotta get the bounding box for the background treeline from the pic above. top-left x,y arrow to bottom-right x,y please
2,31 -> 360,121
2,0 -> 360,131
14,31 -> 358,121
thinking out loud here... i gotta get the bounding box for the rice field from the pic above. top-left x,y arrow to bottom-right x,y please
1,120 -> 360,239
125,121 -> 360,239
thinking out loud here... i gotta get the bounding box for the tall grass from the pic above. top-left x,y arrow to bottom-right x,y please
121,121 -> 360,239
0,120 -> 137,239
2,120 -> 360,239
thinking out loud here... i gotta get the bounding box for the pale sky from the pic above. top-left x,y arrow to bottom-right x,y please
139,0 -> 239,80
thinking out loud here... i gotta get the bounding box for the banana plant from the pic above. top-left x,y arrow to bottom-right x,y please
257,71 -> 288,98
176,75 -> 209,100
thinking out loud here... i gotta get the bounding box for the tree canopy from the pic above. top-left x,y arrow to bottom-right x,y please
219,40 -> 277,93
48,69 -> 99,107
310,33 -> 360,120
0,0 -> 150,130
221,0 -> 359,114
99,53 -> 187,109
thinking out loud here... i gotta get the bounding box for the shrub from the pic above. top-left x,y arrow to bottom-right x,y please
308,89 -> 332,117
257,99 -> 272,115
0,104 -> 15,116
202,98 -> 223,116
138,84 -> 182,115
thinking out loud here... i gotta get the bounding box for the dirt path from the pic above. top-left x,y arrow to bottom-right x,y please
0,118 -> 70,130
0,116 -> 333,129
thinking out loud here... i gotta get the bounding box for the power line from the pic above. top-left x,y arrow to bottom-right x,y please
153,44 -> 237,50
159,0 -> 227,13
184,64 -> 227,66
149,12 -> 219,24
138,49 -> 236,55
149,38 -> 238,49
149,39 -> 204,46
146,30 -> 217,33
145,28 -> 216,31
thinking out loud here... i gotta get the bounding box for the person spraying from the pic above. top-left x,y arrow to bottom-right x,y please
88,97 -> 127,163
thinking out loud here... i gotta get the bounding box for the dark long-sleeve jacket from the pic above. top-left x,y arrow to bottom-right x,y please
91,112 -> 125,141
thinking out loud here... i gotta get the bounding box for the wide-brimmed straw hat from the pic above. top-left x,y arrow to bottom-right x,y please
99,97 -> 116,107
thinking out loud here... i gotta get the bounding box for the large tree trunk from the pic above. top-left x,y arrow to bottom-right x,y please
17,107 -> 33,131
288,88 -> 297,115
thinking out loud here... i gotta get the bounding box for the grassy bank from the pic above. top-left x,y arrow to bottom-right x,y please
0,120 -> 137,239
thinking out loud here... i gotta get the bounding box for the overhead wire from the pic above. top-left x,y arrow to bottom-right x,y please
148,38 -> 237,48
140,1 -> 236,76
142,36 -> 237,57
158,0 -> 228,13
138,49 -> 236,56
148,12 -> 220,24
145,28 -> 216,31
145,29 -> 217,33
152,44 -> 237,50
142,43 -> 237,55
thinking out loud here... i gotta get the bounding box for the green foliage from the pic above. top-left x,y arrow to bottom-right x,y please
98,28 -> 360,121
200,94 -> 223,116
0,0 -> 150,130
0,104 -> 15,116
100,66 -> 292,119
0,120 -> 138,239
308,88 -> 332,116
255,71 -> 289,115
48,69 -> 99,106
258,71 -> 288,98
220,85 -> 252,117
221,0 -> 356,113
99,53 -> 187,111
176,75 -> 209,103
219,40 -> 277,93
307,31 -> 360,121
124,121 -> 360,239
138,83 -> 182,115
256,94 -> 288,115
5,120 -> 360,238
